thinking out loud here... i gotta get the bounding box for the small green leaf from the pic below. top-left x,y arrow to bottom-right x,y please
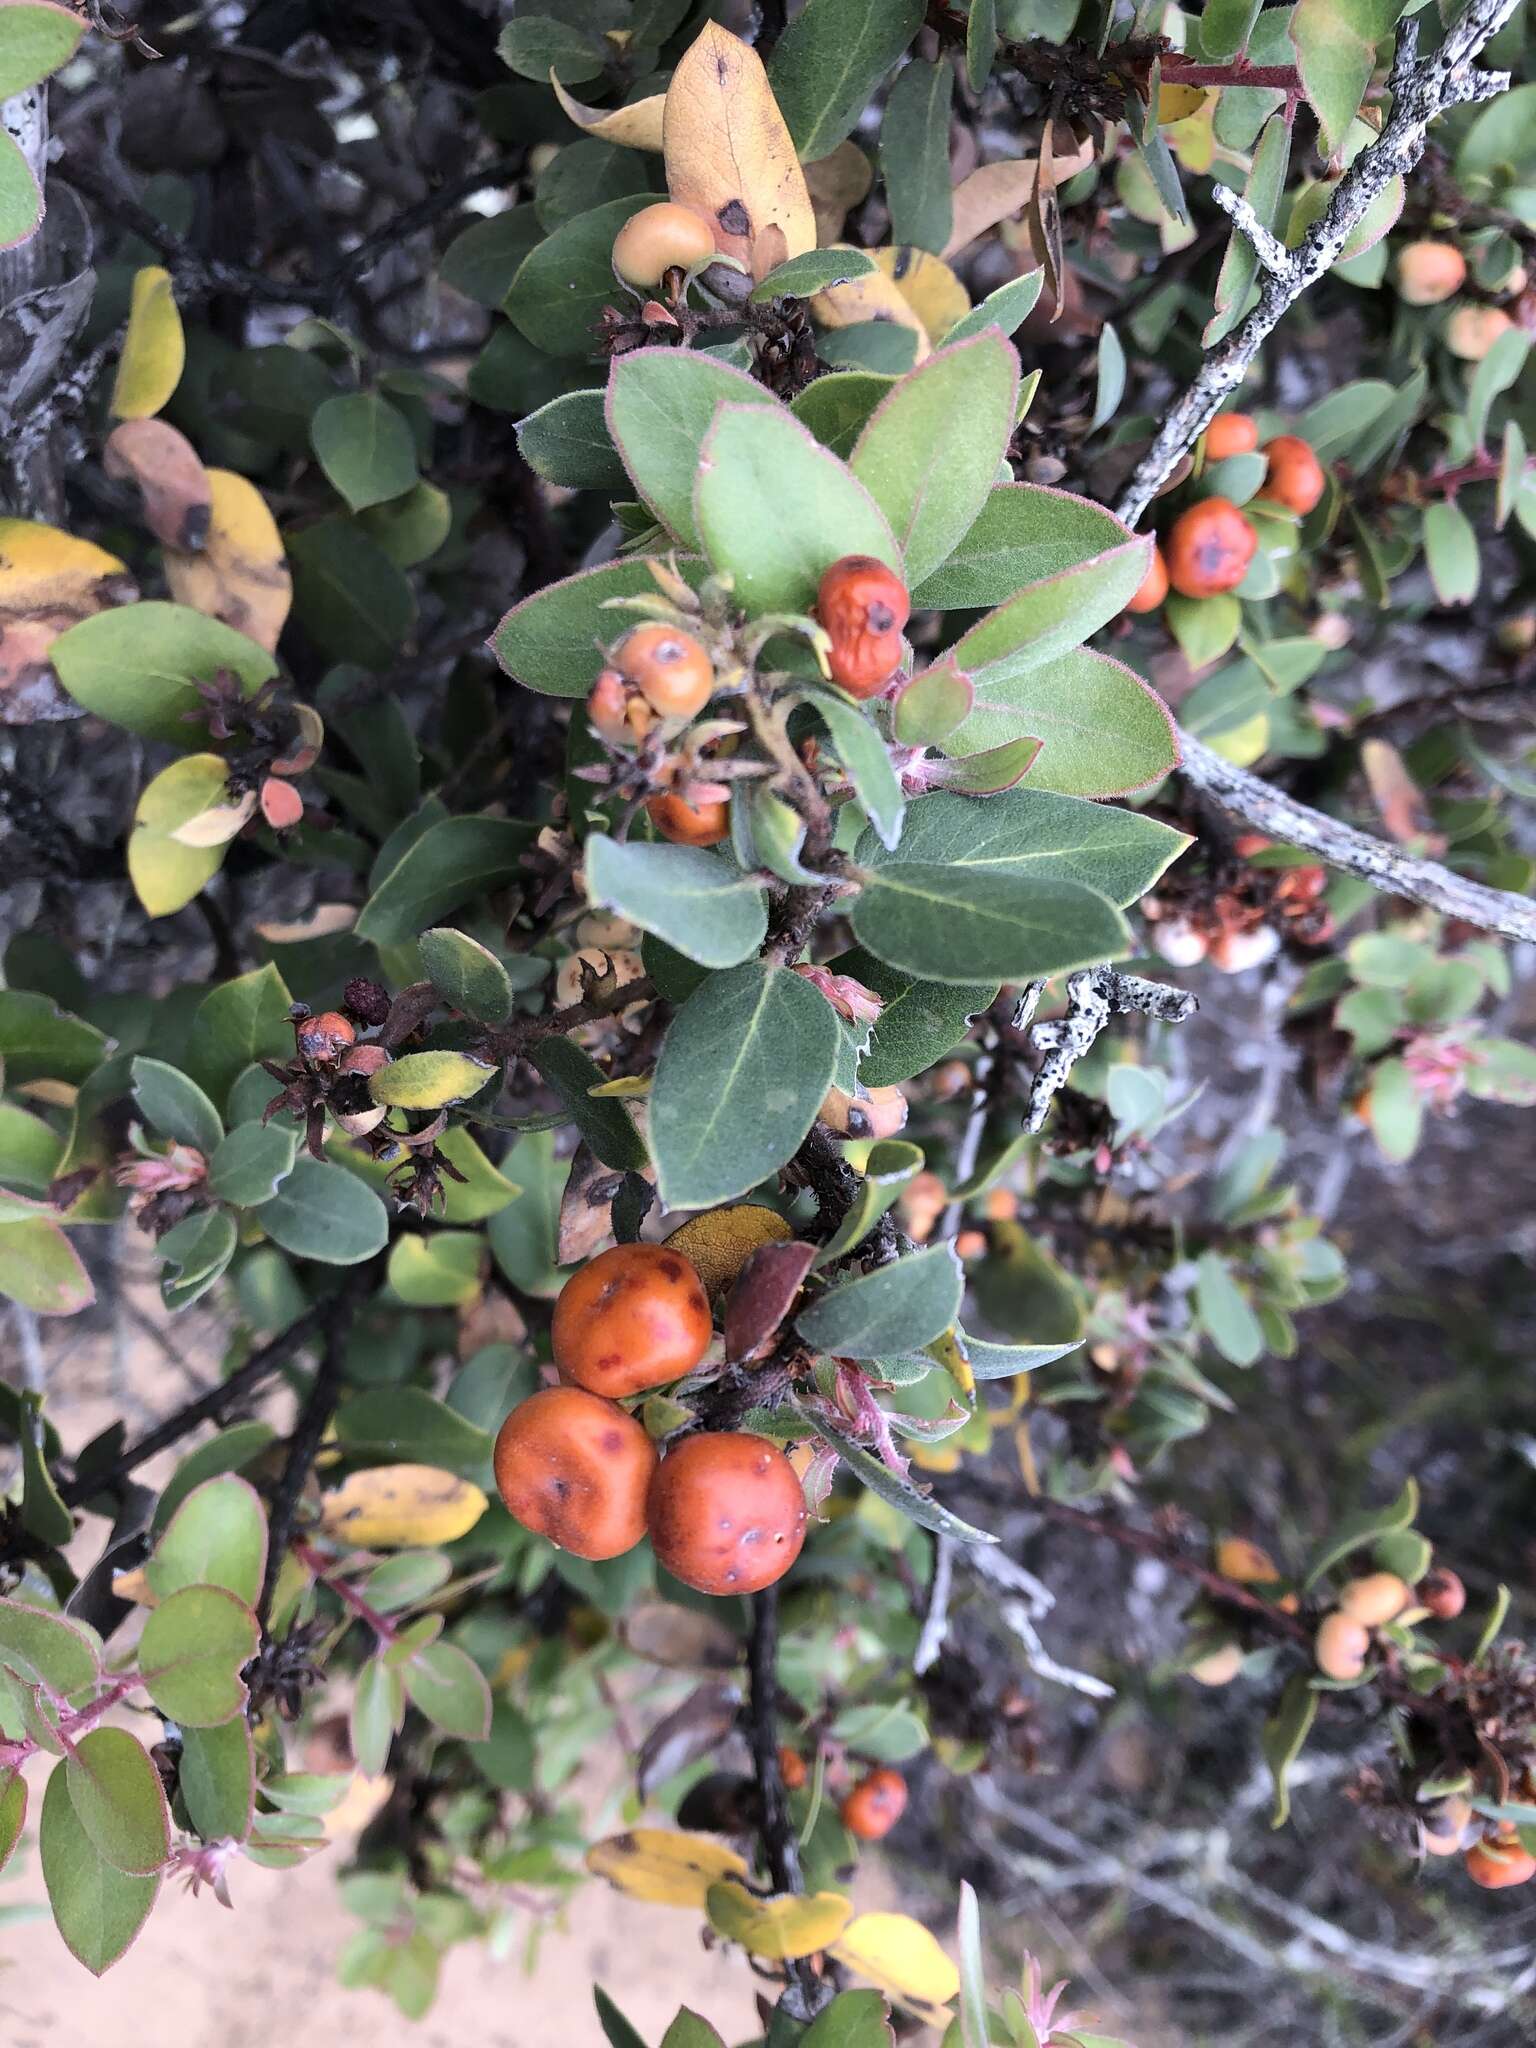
177,1718 -> 256,1842
157,1207 -> 238,1312
401,1640 -> 493,1740
1262,1671 -> 1319,1828
1289,0 -> 1403,155
517,389 -> 628,492
650,963 -> 841,1209
130,1056 -> 224,1155
910,481 -> 1144,614
768,0 -> 926,160
881,58 -> 953,254
356,816 -> 536,945
1195,1251 -> 1266,1367
799,1245 -> 963,1357
138,1585 -> 258,1727
369,1049 -> 496,1110
350,1656 -> 404,1777
0,2 -> 86,97
796,684 -> 905,852
257,1156 -> 389,1265
65,1728 -> 171,1874
50,603 -> 275,746
944,646 -> 1178,800
187,965 -> 293,1112
595,1988 -> 652,2048
585,834 -> 767,969
0,1595 -> 98,1694
750,248 -> 877,301
288,518 -> 418,669
960,1331 -> 1081,1379
795,1405 -> 997,1544
1422,499 -> 1480,608
386,1231 -> 486,1309
0,989 -> 109,1085
0,1768 -> 25,1875
18,1390 -> 74,1541
310,392 -> 419,512
152,1422 -> 278,1535
811,1140 -> 924,1268
492,556 -> 706,700
530,1035 -> 647,1172
146,1474 -> 268,1606
207,1120 -> 297,1206
829,946 -> 995,1090
944,270 -> 1044,345
607,350 -> 780,550
333,1387 -> 493,1479
505,194 -> 654,357
497,14 -> 607,83
850,863 -> 1128,986
40,1762 -> 159,1975
1302,1478 -> 1419,1590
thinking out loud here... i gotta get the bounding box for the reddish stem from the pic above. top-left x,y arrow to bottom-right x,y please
293,1539 -> 398,1644
1159,59 -> 1302,88
0,1671 -> 143,1774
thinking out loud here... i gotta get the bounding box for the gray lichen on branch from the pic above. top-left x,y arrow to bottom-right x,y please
1017,968 -> 1198,1135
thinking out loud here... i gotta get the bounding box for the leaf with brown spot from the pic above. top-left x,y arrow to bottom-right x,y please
104,420 -> 212,553
0,519 -> 138,725
869,246 -> 970,346
724,1238 -> 816,1363
551,76 -> 664,150
662,22 -> 815,280
164,470 -> 291,653
812,255 -> 930,362
556,1139 -> 626,1266
941,136 -> 1097,259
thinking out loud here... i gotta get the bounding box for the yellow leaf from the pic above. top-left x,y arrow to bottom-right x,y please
322,1770 -> 392,1839
164,470 -> 292,653
812,255 -> 931,362
170,788 -> 257,847
586,1828 -> 748,1909
130,753 -> 233,915
319,1464 -> 489,1548
551,75 -> 665,149
705,1880 -> 853,1960
663,22 -> 815,280
368,1049 -> 497,1110
663,1204 -> 791,1297
1164,97 -> 1217,174
942,140 -> 1097,259
1208,711 -> 1270,767
1157,82 -> 1209,124
908,1439 -> 963,1475
112,266 -> 186,421
829,1911 -> 960,2027
0,520 -> 130,609
870,247 -> 971,345
110,1567 -> 157,1608
928,1326 -> 974,1400
805,140 -> 873,245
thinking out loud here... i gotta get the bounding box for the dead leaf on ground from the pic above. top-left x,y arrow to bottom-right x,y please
104,418 -> 213,552
663,22 -> 815,280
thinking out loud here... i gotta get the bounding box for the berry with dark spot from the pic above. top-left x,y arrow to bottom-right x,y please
646,1429 -> 807,1595
816,555 -> 910,700
493,1386 -> 657,1560
841,1767 -> 907,1840
616,624 -> 715,721
1164,497 -> 1258,599
552,1241 -> 713,1398
294,1009 -> 356,1064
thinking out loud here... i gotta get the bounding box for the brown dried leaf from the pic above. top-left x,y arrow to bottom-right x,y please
164,469 -> 291,652
619,1602 -> 742,1671
941,136 -> 1096,260
637,1680 -> 742,1800
1029,119 -> 1065,324
805,139 -> 874,244
1361,738 -> 1446,852
724,1239 -> 816,1363
551,76 -> 664,150
662,22 -> 815,280
557,1139 -> 624,1266
104,419 -> 212,552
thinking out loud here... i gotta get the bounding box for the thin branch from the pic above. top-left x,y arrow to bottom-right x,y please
913,1532 -> 956,1675
1209,182 -> 1293,279
1021,969 -> 1197,1134
255,1300 -> 356,1636
746,1586 -> 829,2020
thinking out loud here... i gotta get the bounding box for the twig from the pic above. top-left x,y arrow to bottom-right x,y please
1209,183 -> 1293,279
255,1300 -> 356,1635
913,1532 -> 956,1675
746,1586 -> 829,2020
1022,969 -> 1197,1135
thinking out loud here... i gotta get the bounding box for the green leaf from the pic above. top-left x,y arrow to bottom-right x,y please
881,58 -> 953,253
207,1120 -> 297,1206
606,351 -> 779,549
369,1050 -> 496,1110
1206,112 -> 1291,346
850,863 -> 1127,985
287,518 -> 418,669
793,371 -> 896,459
1456,83 -> 1536,195
529,1035 -> 647,1172
138,1585 -> 257,1726
803,1989 -> 896,2047
960,1331 -> 1081,1379
939,535 -> 1156,699
750,248 -> 878,301
177,1719 -> 255,1842
187,965 -> 293,1112
1470,1584 -> 1510,1665
1262,1670 -> 1319,1829
258,1156 -> 389,1265
40,1762 -> 159,1975
1195,1251 -> 1266,1367
957,1879 -> 988,2048
419,927 -> 515,1027
1289,0 -> 1403,156
811,1140 -> 924,1268
828,946 -> 995,1089
401,1640 -> 493,1740
355,815 -> 536,945
585,834 -> 767,969
535,137 -> 654,230
1466,1036 -> 1536,1106
659,2013 -> 727,2048
157,1206 -> 238,1312
795,1405 -> 997,1543
146,1474 -> 268,1606
0,1217 -> 94,1317
650,962 -> 841,1208
944,269 -> 1044,345
1363,1056 -> 1422,1162
517,389 -> 628,492
349,1657 -> 404,1777
910,481 -> 1145,612
333,1387 -> 493,1479
505,194 -> 654,356
50,602 -> 276,746
386,1230 -> 485,1308
311,392 -> 419,512
695,402 -> 900,617
151,1422 -> 278,1535
966,0 -> 998,89
798,1245 -> 962,1356
0,991 -> 108,1086
0,2 -> 86,96
595,1988 -> 651,2048
130,1056 -> 223,1155
485,1129 -> 565,1296
945,646 -> 1177,800
0,1768 -> 25,1876
0,1596 -> 98,1694
861,787 -> 1188,906
65,1728 -> 171,1873
797,684 -> 904,851
851,336 -> 1018,588
1422,500 -> 1479,608
1302,1478 -> 1419,1590
355,479 -> 452,569
493,555 -> 705,699
0,126 -> 41,250
768,0 -> 925,160
497,14 -> 606,83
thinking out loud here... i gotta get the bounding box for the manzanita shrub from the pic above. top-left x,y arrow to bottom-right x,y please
1,0 -> 1534,2037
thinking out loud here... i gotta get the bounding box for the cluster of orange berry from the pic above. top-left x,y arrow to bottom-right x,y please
589,622 -> 730,846
492,1242 -> 808,1596
779,1747 -> 909,1841
1127,413 -> 1327,613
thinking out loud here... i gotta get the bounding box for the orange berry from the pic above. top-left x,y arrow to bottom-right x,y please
1216,1537 -> 1281,1586
1204,412 -> 1260,459
1418,1567 -> 1466,1620
1125,542 -> 1169,614
1165,497 -> 1259,598
646,792 -> 729,846
1315,1611 -> 1371,1681
552,1242 -> 713,1399
1446,304 -> 1514,360
646,1430 -> 808,1595
1188,1643 -> 1244,1687
840,1767 -> 907,1840
816,556 -> 910,700
611,202 -> 717,288
1396,239 -> 1466,306
493,1386 -> 657,1561
1466,1833 -> 1536,1889
294,1010 -> 356,1063
1337,1572 -> 1411,1627
778,1745 -> 808,1791
1257,435 -> 1326,516
616,624 -> 715,721
588,667 -> 634,746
